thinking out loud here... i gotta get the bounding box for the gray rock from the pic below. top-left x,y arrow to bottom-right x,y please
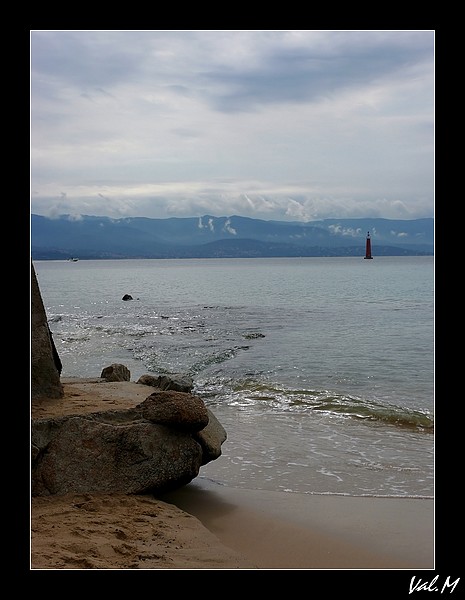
32,413 -> 202,496
31,261 -> 63,400
31,397 -> 226,496
101,364 -> 131,382
137,373 -> 194,393
137,391 -> 209,432
195,409 -> 227,465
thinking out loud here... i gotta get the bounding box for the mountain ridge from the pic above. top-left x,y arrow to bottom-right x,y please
30,214 -> 434,259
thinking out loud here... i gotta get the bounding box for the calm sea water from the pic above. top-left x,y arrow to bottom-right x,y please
33,257 -> 434,498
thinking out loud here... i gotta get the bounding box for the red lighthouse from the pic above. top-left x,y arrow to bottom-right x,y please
364,231 -> 373,259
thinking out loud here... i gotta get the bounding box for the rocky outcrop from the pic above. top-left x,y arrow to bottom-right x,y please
32,391 -> 227,496
31,261 -> 63,400
31,260 -> 227,497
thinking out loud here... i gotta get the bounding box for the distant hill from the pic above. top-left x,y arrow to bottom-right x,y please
30,214 -> 434,260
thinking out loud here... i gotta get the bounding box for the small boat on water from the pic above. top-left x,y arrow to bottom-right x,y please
68,257 -> 79,262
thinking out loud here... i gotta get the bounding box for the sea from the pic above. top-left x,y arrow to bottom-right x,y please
33,256 -> 434,499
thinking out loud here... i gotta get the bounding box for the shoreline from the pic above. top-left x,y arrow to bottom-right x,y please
30,482 -> 434,570
31,378 -> 434,570
159,477 -> 434,570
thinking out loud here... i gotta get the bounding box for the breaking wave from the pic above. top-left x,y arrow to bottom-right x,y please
199,379 -> 434,432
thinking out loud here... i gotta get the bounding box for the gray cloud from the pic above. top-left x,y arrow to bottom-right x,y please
30,30 -> 434,222
200,31 -> 433,113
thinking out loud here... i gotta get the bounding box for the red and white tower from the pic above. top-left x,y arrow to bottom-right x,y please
364,231 -> 373,259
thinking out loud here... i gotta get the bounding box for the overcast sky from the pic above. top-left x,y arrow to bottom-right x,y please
30,30 -> 434,222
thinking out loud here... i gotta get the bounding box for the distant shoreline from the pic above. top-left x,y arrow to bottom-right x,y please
31,214 -> 434,260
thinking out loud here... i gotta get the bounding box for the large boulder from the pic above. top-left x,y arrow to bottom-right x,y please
31,261 -> 63,400
31,395 -> 227,496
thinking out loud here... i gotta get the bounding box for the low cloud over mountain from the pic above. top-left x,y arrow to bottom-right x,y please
31,214 -> 433,260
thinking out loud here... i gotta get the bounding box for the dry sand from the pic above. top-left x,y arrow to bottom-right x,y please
30,378 -> 434,570
31,492 -> 255,569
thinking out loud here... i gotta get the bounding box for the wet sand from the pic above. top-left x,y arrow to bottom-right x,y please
159,478 -> 434,569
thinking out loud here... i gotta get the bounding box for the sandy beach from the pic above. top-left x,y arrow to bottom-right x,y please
160,479 -> 434,570
30,379 -> 434,571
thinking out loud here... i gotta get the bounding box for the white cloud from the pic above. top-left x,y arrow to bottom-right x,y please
223,218 -> 237,235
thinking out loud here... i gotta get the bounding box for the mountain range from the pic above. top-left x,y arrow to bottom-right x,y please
30,214 -> 434,260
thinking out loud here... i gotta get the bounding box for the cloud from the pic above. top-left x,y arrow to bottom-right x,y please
327,225 -> 363,237
223,218 -> 237,235
30,30 -> 434,222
